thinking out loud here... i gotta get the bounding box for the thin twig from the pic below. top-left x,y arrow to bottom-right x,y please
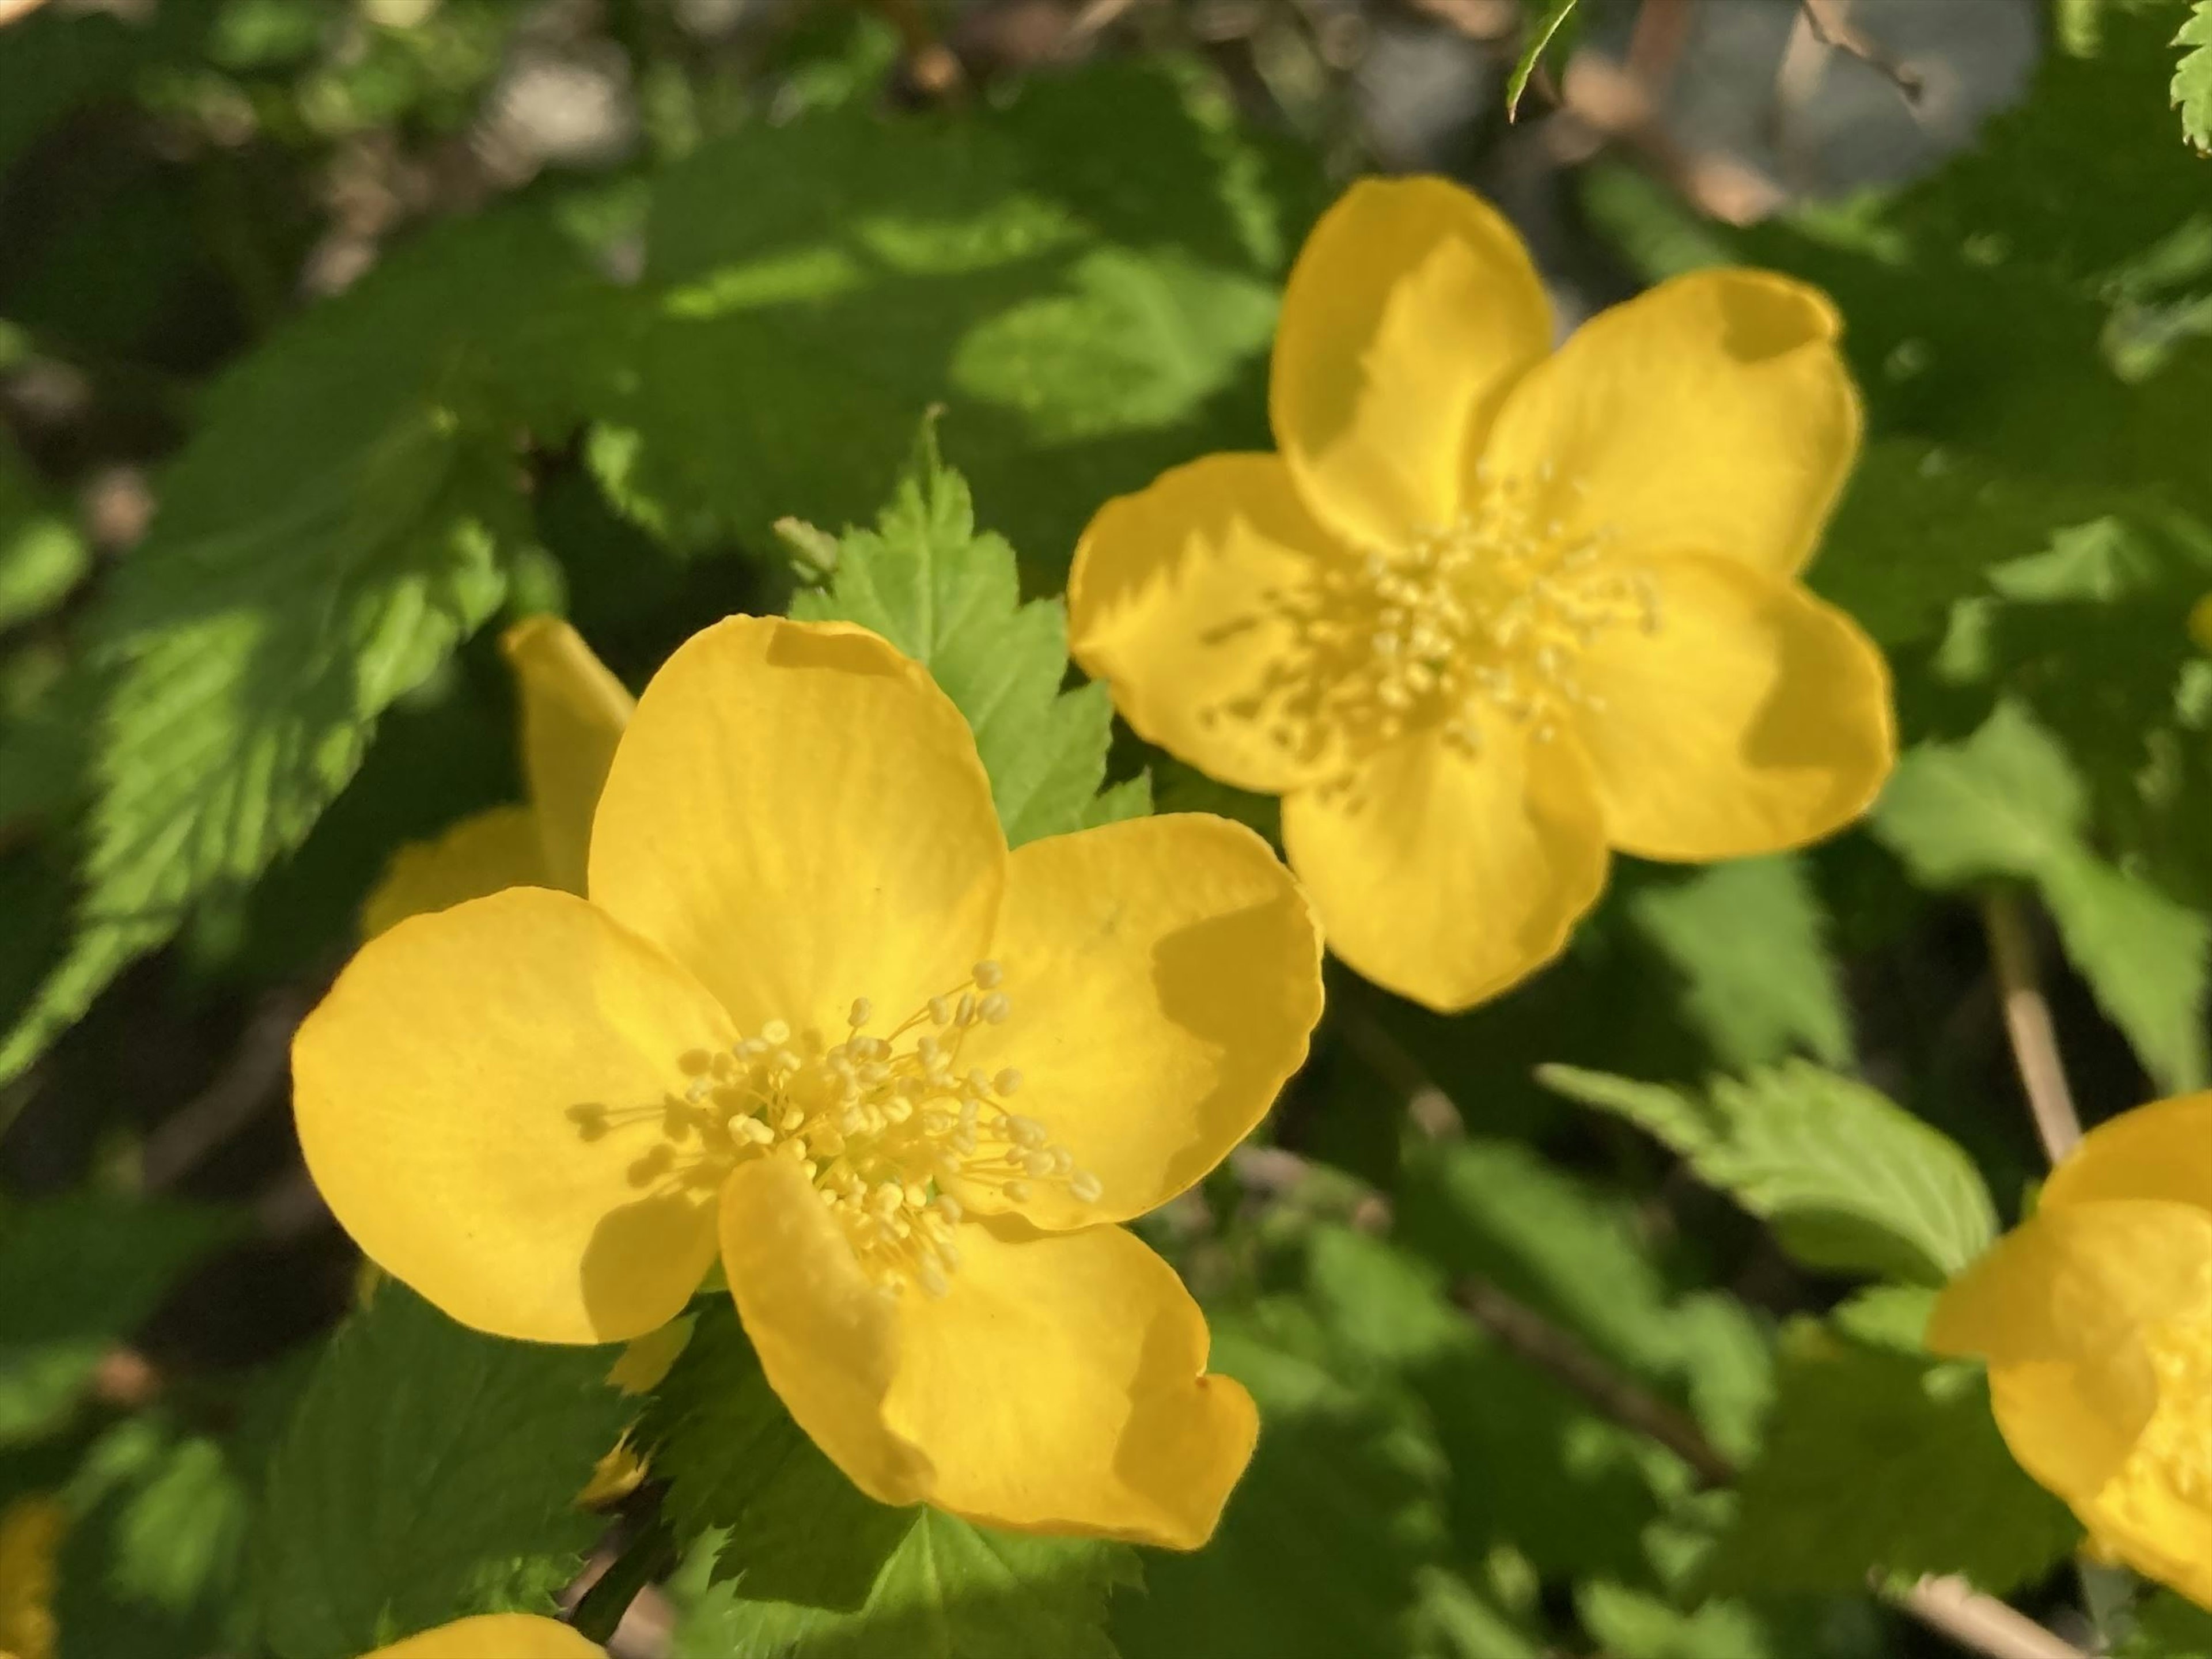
1980,890 -> 2083,1167
1797,0 -> 1925,103
141,986 -> 313,1191
1350,1047 -> 2090,1659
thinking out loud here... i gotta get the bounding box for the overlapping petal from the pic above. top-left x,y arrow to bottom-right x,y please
1279,721 -> 1608,1012
1070,454 -> 1353,794
961,813 -> 1323,1229
505,616 -> 635,895
1272,176 -> 1551,549
1569,553 -> 1892,862
1480,269 -> 1860,579
1930,1199 -> 2212,1502
366,1614 -> 604,1659
294,888 -> 734,1344
588,616 -> 1003,1035
360,806 -> 547,940
2040,1090 -> 2212,1214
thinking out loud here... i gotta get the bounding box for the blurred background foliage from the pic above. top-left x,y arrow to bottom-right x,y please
3,0 -> 2210,1655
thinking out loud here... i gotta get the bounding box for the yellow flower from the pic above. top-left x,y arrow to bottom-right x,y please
362,1613 -> 602,1658
361,616 -> 632,937
1931,1092 -> 2212,1606
1069,177 -> 1895,1012
0,1495 -> 60,1659
295,616 -> 1323,1548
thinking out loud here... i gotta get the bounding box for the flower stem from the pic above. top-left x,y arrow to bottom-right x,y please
567,1514 -> 677,1647
1980,888 -> 2084,1166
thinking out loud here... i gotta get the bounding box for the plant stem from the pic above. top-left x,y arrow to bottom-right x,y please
568,1516 -> 677,1646
1980,889 -> 2084,1166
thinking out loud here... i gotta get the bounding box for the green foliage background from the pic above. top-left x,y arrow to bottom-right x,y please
2,0 -> 2209,1656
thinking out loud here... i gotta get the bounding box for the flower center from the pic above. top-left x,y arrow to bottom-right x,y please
572,961 -> 1097,1299
2109,1316 -> 2212,1513
1276,469 -> 1659,763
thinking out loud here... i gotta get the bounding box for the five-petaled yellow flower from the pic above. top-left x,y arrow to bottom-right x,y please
1069,176 -> 1896,1012
362,615 -> 632,938
363,1614 -> 602,1658
296,616 -> 1323,1548
1933,1092 -> 2212,1607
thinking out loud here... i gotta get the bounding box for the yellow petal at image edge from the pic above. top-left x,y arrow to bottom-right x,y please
1566,553 -> 1893,862
1070,453 -> 1353,796
362,1612 -> 604,1658
360,806 -> 550,940
588,616 -> 1003,1037
960,812 -> 1323,1230
505,616 -> 634,896
295,887 -> 733,1345
1281,720 -> 1609,1014
1930,1199 -> 2212,1506
1271,175 -> 1551,548
2039,1090 -> 2212,1214
1479,268 -> 1861,581
720,1159 -> 1256,1550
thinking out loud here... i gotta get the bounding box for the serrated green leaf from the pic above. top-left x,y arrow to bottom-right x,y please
0,210 -> 622,1086
2175,2 -> 2212,152
1705,1323 -> 2078,1595
1626,856 -> 1851,1070
590,58 -> 1319,565
637,1302 -> 912,1607
1506,0 -> 1579,118
255,1284 -> 630,1659
791,433 -> 1147,846
0,1192 -> 243,1445
675,1509 -> 1137,1659
1114,1304 -> 1452,1659
1537,1061 -> 1995,1285
1874,701 -> 2210,1090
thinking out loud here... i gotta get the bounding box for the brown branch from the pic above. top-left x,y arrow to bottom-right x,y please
141,986 -> 314,1191
1797,0 -> 1924,103
1980,890 -> 2083,1168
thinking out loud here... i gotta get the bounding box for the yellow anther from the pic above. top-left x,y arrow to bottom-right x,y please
973,959 -> 1003,990
761,1018 -> 791,1045
994,1068 -> 1023,1096
849,997 -> 873,1027
979,991 -> 1010,1024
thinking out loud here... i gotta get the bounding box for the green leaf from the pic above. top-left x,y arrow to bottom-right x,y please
791,431 -> 1147,846
592,58 -> 1319,566
2123,1589 -> 2212,1657
0,209 -> 620,1086
0,442 -> 87,633
1705,1322 -> 2079,1595
1537,1061 -> 1996,1285
1114,1304 -> 1455,1659
675,1510 -> 1137,1659
637,1302 -> 914,1607
2175,2 -> 2212,152
1875,700 -> 2211,1090
1506,0 -> 1580,119
56,1416 -> 253,1659
255,1283 -> 630,1659
0,1192 -> 242,1445
1625,856 -> 1851,1070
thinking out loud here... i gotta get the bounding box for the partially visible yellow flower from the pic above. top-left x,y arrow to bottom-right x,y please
361,616 -> 632,938
2188,593 -> 2212,655
1931,1092 -> 2212,1606
295,616 -> 1323,1548
0,1495 -> 60,1659
1069,176 -> 1895,1012
363,1613 -> 602,1658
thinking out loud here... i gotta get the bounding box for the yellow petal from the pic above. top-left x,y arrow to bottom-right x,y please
504,617 -> 633,896
1480,269 -> 1861,580
887,1218 -> 1256,1550
0,1496 -> 60,1659
1271,176 -> 1551,548
1070,454 -> 1354,794
2042,1091 -> 2212,1214
1279,725 -> 1608,1013
588,616 -> 1003,1037
363,1613 -> 604,1659
963,813 -> 1323,1229
1930,1200 -> 2212,1502
360,806 -> 548,941
294,888 -> 733,1345
1569,554 -> 1893,861
717,1157 -> 934,1508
